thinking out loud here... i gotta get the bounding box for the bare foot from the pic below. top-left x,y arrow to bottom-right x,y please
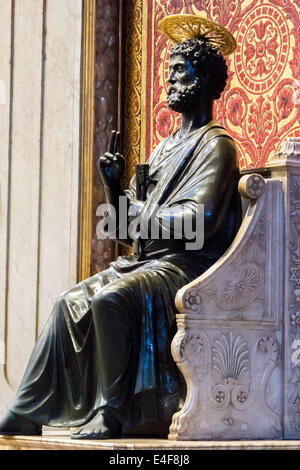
71,407 -> 122,440
0,410 -> 42,436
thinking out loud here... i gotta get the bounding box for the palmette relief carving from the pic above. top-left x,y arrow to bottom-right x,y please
170,328 -> 281,439
212,333 -> 248,381
211,332 -> 250,411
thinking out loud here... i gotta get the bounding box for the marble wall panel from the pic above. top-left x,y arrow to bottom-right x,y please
0,0 -> 82,414
5,0 -> 44,389
37,0 -> 82,331
0,0 -> 12,403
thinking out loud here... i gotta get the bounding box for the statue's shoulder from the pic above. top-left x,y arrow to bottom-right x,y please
200,123 -> 238,167
202,122 -> 234,143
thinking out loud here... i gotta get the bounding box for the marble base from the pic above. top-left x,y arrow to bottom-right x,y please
1,434 -> 300,450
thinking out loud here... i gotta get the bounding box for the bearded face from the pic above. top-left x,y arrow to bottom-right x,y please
167,53 -> 202,113
167,78 -> 201,113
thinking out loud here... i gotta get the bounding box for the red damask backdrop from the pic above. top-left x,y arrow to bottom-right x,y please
123,0 -> 300,170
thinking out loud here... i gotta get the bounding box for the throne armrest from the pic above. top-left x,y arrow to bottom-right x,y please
175,173 -> 284,322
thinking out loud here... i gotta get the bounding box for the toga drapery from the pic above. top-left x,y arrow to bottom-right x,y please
10,121 -> 241,431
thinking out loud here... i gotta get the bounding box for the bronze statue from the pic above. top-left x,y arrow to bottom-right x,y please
0,16 -> 241,440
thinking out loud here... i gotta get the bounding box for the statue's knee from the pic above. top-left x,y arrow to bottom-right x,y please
90,290 -> 118,318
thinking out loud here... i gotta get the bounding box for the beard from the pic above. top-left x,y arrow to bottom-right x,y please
167,78 -> 201,113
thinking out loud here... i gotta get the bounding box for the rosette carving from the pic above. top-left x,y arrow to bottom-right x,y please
212,384 -> 231,410
216,263 -> 263,310
231,384 -> 249,410
238,173 -> 265,200
183,289 -> 203,314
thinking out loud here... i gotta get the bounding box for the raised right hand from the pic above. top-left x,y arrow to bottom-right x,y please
98,130 -> 125,187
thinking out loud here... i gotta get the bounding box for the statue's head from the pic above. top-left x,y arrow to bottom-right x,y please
167,38 -> 228,113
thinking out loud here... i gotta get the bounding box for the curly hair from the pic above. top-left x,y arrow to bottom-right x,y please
170,38 -> 228,99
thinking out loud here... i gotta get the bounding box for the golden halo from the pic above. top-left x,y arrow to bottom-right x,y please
158,15 -> 237,56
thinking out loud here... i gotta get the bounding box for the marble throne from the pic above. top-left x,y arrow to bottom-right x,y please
169,137 -> 300,441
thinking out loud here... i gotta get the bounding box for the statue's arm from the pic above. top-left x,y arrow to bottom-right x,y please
97,131 -> 132,246
155,136 -> 238,242
196,136 -> 238,240
98,131 -> 150,246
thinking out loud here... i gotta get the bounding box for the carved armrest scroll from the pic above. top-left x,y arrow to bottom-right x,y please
238,173 -> 265,200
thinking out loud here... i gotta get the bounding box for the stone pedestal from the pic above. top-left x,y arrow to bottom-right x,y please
169,138 -> 300,440
1,435 -> 300,451
266,138 -> 300,439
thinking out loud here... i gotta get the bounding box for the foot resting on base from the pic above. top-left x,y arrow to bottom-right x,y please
71,407 -> 122,440
0,410 -> 42,436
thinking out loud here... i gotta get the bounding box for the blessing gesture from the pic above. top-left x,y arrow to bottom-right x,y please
98,130 -> 125,188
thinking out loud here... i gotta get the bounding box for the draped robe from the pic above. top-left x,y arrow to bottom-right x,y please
10,121 -> 241,431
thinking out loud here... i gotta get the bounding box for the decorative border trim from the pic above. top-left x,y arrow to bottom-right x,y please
78,0 -> 96,281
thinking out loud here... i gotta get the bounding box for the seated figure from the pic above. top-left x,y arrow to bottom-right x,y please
0,19 -> 241,439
